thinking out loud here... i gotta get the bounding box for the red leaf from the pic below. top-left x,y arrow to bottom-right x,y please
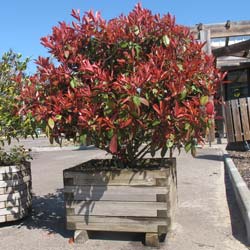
68,238 -> 74,244
109,134 -> 118,154
71,9 -> 80,21
206,101 -> 214,115
139,97 -> 149,107
120,118 -> 132,128
153,104 -> 161,115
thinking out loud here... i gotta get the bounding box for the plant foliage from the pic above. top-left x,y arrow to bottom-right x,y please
0,146 -> 32,166
0,50 -> 36,146
21,4 -> 224,166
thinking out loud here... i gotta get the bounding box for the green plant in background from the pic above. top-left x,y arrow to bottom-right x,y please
0,146 -> 32,165
0,50 -> 36,146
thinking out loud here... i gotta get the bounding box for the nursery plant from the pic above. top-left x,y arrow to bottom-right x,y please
19,4 -> 224,246
21,4 -> 223,166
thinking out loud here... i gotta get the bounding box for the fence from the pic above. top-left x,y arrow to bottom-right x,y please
224,97 -> 250,143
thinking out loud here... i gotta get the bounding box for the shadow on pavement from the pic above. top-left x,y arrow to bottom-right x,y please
224,168 -> 249,247
195,154 -> 223,161
19,189 -> 73,238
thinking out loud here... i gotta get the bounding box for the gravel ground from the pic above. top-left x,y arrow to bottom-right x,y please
228,150 -> 250,189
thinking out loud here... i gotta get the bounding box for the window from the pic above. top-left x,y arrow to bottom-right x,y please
225,69 -> 249,101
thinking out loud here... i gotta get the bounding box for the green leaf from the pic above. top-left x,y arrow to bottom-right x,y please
70,79 -> 76,88
161,145 -> 168,158
185,142 -> 192,152
180,88 -> 187,100
120,41 -> 128,48
48,118 -> 55,129
166,139 -> 174,148
55,115 -> 62,120
200,95 -> 209,105
191,147 -> 196,157
133,25 -> 140,36
152,88 -> 158,95
184,123 -> 190,130
152,120 -> 161,126
132,96 -> 141,107
64,51 -> 70,59
177,63 -> 183,71
162,35 -> 170,47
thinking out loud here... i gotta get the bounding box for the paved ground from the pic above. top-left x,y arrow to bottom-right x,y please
0,140 -> 249,250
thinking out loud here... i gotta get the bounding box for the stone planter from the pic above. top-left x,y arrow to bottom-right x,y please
63,158 -> 177,247
0,162 -> 32,222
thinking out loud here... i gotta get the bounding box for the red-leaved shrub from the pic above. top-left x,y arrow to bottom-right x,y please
21,4 -> 223,166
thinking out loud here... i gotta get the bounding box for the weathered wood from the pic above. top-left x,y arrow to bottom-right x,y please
224,102 -> 235,142
63,158 -> 177,244
64,186 -> 168,202
231,99 -> 243,141
66,201 -> 167,217
0,182 -> 31,195
67,221 -> 160,233
0,196 -> 31,209
0,209 -> 29,223
239,98 -> 250,140
0,205 -> 29,216
64,174 -> 167,187
67,215 -> 168,226
0,164 -> 29,174
190,20 -> 250,39
0,162 -> 32,223
145,233 -> 160,247
74,230 -> 89,244
213,39 -> 250,57
64,168 -> 169,187
0,189 -> 30,202
0,175 -> 31,188
0,168 -> 31,181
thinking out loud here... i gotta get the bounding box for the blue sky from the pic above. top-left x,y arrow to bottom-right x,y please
1,0 -> 250,73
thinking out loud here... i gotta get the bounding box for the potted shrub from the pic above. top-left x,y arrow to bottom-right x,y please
0,50 -> 35,222
20,4 -> 223,246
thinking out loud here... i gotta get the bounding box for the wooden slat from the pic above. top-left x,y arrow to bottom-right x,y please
0,189 -> 31,202
67,221 -> 160,233
0,169 -> 31,181
224,101 -> 235,142
0,182 -> 31,195
67,215 -> 167,225
213,39 -> 250,57
64,172 -> 167,186
239,98 -> 250,140
231,99 -> 243,141
64,186 -> 168,202
190,21 -> 250,39
64,168 -> 168,180
0,210 -> 29,223
0,175 -> 31,188
0,196 -> 32,209
66,201 -> 167,217
0,205 -> 29,216
0,164 -> 30,174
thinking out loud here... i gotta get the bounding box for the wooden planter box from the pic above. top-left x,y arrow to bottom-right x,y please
63,158 -> 177,247
0,162 -> 32,223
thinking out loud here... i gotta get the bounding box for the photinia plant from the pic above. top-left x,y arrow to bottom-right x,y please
21,4 -> 223,166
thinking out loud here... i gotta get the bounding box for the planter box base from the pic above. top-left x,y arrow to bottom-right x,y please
64,158 -> 177,247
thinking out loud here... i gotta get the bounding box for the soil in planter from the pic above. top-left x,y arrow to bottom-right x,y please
228,150 -> 250,189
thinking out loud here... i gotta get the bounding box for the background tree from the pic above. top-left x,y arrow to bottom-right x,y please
0,50 -> 36,146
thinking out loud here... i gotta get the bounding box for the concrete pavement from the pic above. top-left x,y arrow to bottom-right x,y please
0,141 -> 249,250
